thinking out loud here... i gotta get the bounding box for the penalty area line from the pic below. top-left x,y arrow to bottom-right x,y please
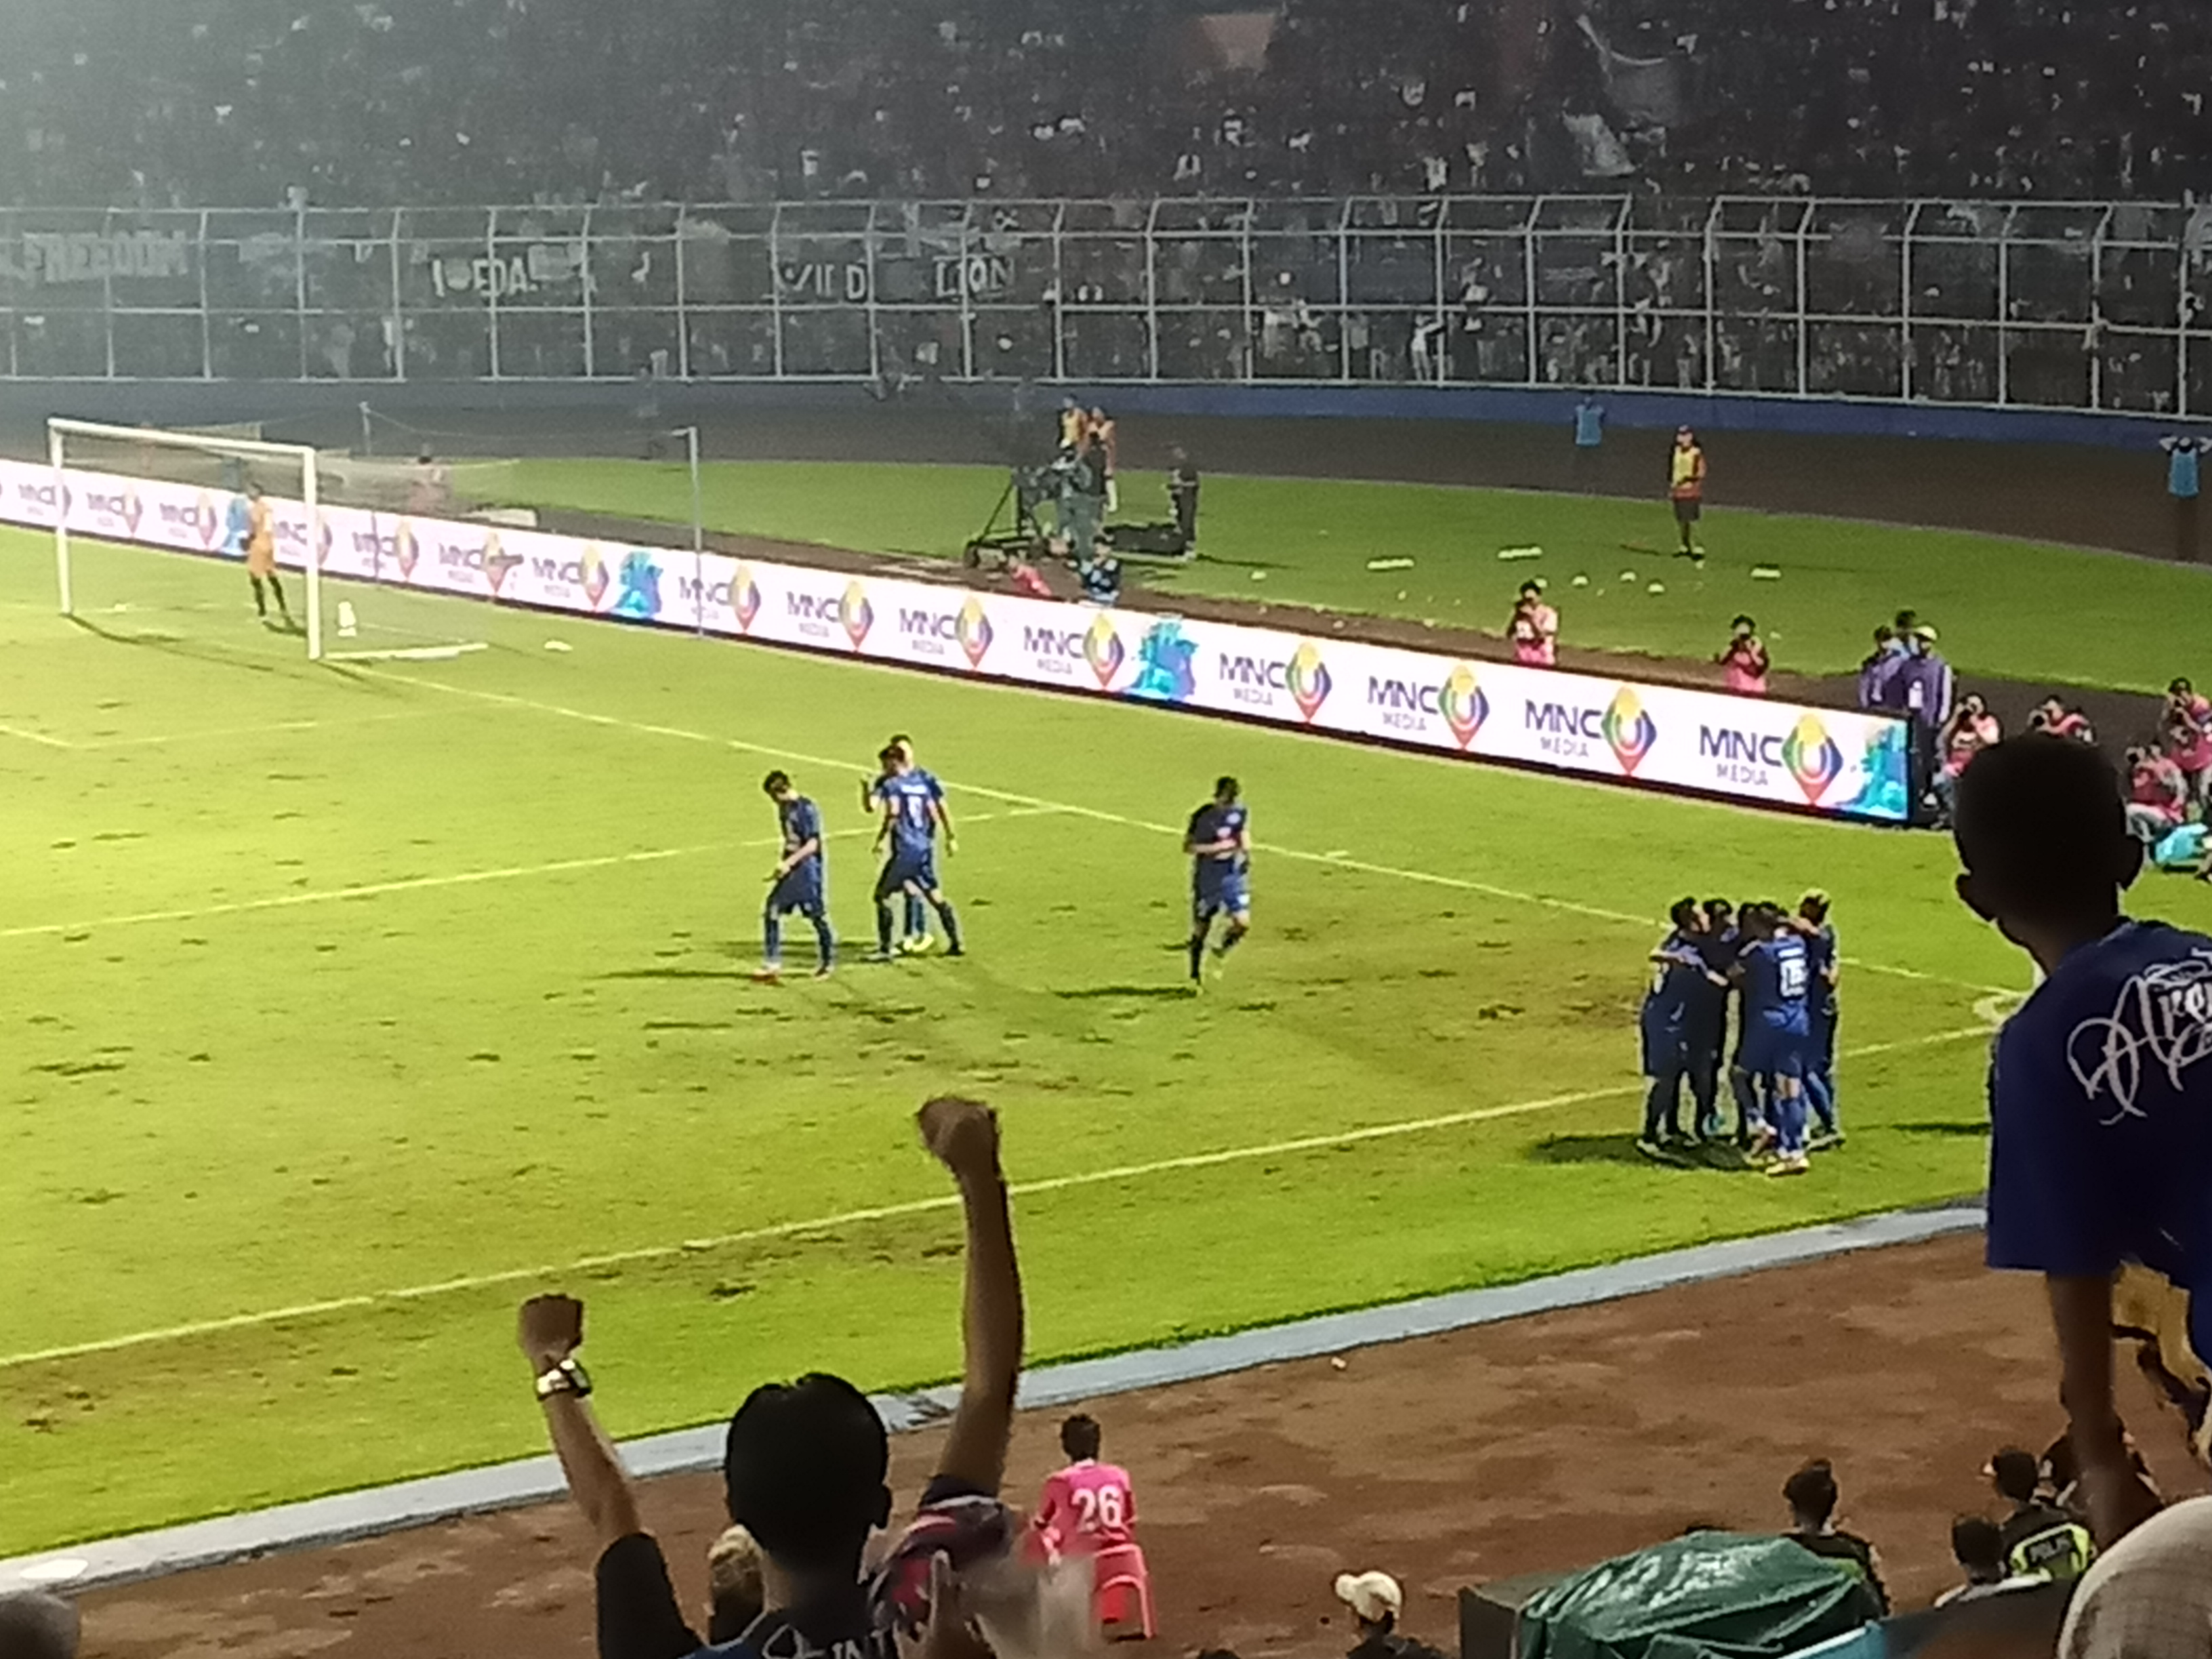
0,1023 -> 1990,1374
373,669 -> 2018,1000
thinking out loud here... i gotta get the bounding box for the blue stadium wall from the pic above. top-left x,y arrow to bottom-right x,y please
0,380 -> 2190,454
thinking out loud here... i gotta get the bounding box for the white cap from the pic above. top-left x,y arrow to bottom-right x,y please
1335,1572 -> 1404,1624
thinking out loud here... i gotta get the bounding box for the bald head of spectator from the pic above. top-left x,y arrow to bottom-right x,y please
0,1591 -> 79,1659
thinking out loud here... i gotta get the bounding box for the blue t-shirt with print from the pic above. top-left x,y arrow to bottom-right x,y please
1986,920 -> 2212,1362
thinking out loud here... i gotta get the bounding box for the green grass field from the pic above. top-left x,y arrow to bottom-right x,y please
7,470 -> 2212,1562
493,458 -> 2212,693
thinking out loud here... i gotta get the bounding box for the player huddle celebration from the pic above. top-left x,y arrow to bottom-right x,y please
755,738 -> 1254,990
1639,894 -> 1841,1176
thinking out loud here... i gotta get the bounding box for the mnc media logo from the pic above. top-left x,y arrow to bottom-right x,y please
1603,688 -> 1658,775
483,531 -> 520,596
84,485 -> 142,537
1782,713 -> 1845,803
1287,641 -> 1332,722
190,491 -> 223,549
1084,611 -> 1125,688
1442,663 -> 1489,749
578,546 -> 612,610
731,564 -> 761,632
956,595 -> 993,668
840,581 -> 875,649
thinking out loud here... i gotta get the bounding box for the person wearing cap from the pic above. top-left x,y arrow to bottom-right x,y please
0,1591 -> 79,1659
1990,1445 -> 2096,1581
1509,581 -> 1558,667
1334,1571 -> 1447,1659
1668,427 -> 1706,558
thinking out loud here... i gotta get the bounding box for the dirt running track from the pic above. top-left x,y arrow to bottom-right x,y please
75,1235 -> 2211,1659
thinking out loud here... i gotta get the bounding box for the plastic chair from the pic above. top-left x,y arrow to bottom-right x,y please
1092,1541 -> 1156,1640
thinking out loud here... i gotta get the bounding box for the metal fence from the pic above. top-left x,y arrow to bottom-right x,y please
6,196 -> 2211,413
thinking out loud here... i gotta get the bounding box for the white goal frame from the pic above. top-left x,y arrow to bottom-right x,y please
49,415 -> 332,661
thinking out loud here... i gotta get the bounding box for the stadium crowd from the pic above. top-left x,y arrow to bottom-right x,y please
7,0 -> 2212,209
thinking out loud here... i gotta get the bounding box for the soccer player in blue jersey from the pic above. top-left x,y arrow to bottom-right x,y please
1736,903 -> 1814,1176
1956,735 -> 2212,1544
872,746 -> 964,962
1798,892 -> 1843,1147
1686,899 -> 1738,1140
1185,776 -> 1251,985
862,735 -> 931,951
1639,899 -> 1711,1158
757,771 -> 834,981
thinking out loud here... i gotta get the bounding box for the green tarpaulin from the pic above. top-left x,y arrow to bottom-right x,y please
1519,1533 -> 1882,1659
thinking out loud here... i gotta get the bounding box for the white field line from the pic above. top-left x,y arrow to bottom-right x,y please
0,812 -> 1060,945
0,1022 -> 1991,1374
0,720 -> 73,749
375,669 -> 2020,999
73,710 -> 441,751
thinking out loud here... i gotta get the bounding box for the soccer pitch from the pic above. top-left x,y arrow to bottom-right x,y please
5,523 -> 2209,1558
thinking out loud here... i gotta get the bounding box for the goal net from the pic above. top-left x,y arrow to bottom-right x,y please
47,417 -> 491,664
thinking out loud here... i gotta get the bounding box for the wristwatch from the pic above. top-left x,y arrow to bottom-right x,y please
534,1357 -> 593,1400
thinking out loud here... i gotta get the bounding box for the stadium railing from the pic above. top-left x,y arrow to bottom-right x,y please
0,197 -> 2207,420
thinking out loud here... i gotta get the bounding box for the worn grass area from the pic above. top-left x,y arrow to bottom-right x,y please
491,457 -> 2212,693
9,529 -> 2209,1555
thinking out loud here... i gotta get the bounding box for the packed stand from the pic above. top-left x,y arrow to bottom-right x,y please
7,1 -> 2212,208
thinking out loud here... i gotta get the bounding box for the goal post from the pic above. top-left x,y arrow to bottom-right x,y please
45,415 -> 489,665
50,415 -> 328,659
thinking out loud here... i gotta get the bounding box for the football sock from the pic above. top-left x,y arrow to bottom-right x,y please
934,899 -> 962,953
762,914 -> 783,966
1220,924 -> 1247,956
904,895 -> 926,939
1188,933 -> 1206,979
876,903 -> 895,954
251,577 -> 267,617
811,916 -> 835,970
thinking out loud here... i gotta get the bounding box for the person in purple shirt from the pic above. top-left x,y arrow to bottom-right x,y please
1954,735 -> 2212,1547
1856,628 -> 1902,712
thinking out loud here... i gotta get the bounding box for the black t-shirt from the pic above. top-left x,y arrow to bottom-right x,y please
1347,1633 -> 1449,1659
1786,1529 -> 1889,1613
595,1479 -> 984,1659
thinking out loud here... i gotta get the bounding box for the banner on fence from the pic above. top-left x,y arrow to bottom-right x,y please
0,459 -> 1914,822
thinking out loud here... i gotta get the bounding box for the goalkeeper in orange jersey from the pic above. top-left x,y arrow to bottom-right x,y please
243,484 -> 291,626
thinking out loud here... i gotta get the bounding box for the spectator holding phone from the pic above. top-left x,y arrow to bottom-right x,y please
2163,678 -> 2212,813
1717,615 -> 1770,696
520,1097 -> 1024,1659
1509,581 -> 1559,667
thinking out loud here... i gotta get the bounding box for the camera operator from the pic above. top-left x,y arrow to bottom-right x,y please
1058,436 -> 1107,560
1168,449 -> 1201,550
